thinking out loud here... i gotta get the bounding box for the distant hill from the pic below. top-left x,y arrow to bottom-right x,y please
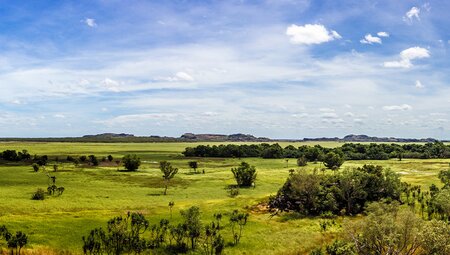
304,134 -> 438,143
0,133 -> 443,143
180,133 -> 271,142
83,133 -> 135,138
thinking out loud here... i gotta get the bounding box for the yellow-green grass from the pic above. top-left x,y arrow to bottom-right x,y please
0,142 -> 448,254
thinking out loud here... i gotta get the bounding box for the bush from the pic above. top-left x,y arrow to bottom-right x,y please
297,156 -> 308,167
228,186 -> 240,197
123,154 -> 141,171
32,163 -> 39,172
88,155 -> 99,166
269,165 -> 401,216
231,162 -> 257,187
323,152 -> 344,170
32,188 -> 45,200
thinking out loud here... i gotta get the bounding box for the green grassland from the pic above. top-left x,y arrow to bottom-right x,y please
0,142 -> 449,254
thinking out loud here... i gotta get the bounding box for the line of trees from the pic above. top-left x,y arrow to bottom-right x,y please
183,142 -> 450,160
82,207 -> 249,255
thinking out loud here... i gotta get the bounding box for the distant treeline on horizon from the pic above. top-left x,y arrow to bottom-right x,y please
183,142 -> 450,160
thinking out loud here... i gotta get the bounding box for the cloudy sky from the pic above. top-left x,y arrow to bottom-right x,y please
0,0 -> 449,139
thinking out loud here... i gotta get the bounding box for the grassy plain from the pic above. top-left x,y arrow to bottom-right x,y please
0,142 -> 448,254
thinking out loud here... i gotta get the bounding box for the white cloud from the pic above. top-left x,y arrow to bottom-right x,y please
101,78 -> 121,92
174,72 -> 194,81
360,34 -> 382,44
400,47 -> 430,60
320,112 -> 339,119
53,114 -> 66,118
382,104 -> 413,111
157,71 -> 195,82
353,118 -> 364,124
384,47 -> 430,68
415,80 -> 424,89
84,18 -> 97,27
377,32 -> 389,37
344,112 -> 354,117
404,7 -> 420,22
286,24 -> 341,45
319,108 -> 335,112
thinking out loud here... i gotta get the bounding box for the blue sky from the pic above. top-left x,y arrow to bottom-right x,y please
0,0 -> 449,139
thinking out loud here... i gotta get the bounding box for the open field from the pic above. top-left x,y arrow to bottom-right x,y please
0,142 -> 449,254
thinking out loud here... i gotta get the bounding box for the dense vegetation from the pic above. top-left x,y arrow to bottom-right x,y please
82,207 -> 248,255
269,165 -> 402,215
183,142 -> 450,160
311,168 -> 450,255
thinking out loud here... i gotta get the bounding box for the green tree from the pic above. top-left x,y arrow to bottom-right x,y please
88,155 -> 99,166
345,202 -> 422,255
188,161 -> 198,173
323,152 -> 345,171
335,170 -> 367,215
438,169 -> 450,188
122,154 -> 141,171
229,210 -> 249,245
297,156 -> 308,167
160,161 -> 178,195
181,206 -> 202,249
420,220 -> 450,255
231,162 -> 257,187
32,163 -> 39,172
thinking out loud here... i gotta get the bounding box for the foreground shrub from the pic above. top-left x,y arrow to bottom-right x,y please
82,207 -> 247,255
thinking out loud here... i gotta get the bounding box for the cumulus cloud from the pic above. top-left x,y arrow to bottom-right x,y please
84,18 -> 97,27
382,104 -> 413,111
360,34 -> 382,44
377,32 -> 389,37
384,47 -> 430,68
404,7 -> 420,22
415,80 -> 424,89
286,24 -> 341,45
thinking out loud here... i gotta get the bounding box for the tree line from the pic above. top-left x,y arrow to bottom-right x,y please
183,142 -> 450,160
82,207 -> 249,255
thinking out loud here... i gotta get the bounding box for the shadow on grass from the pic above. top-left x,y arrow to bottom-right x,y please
117,169 -> 138,172
147,193 -> 163,197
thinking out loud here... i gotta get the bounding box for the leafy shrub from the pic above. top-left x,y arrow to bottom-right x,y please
297,156 -> 308,167
228,186 -> 240,197
231,162 -> 257,187
122,154 -> 141,171
32,188 -> 45,200
269,165 -> 401,215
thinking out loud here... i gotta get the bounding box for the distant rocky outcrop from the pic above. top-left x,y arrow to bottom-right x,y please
82,133 -> 135,138
341,134 -> 437,143
303,134 -> 437,143
180,133 -> 270,142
